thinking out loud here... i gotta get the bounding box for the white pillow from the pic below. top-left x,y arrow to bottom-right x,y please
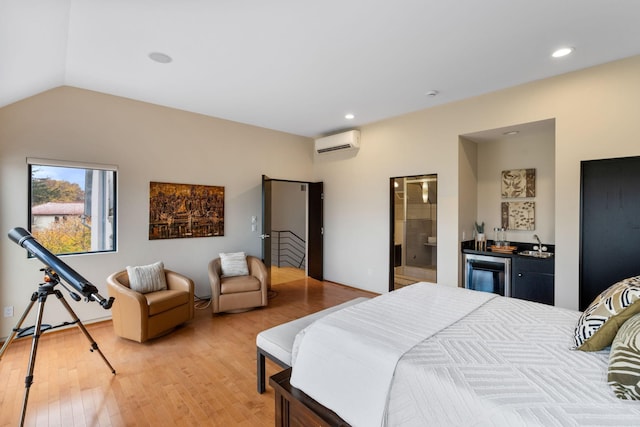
126,261 -> 167,294
219,252 -> 249,277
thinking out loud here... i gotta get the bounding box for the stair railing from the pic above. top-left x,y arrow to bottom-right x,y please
271,230 -> 306,269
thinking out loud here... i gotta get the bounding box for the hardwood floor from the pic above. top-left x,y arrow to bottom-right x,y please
0,278 -> 374,427
269,266 -> 306,286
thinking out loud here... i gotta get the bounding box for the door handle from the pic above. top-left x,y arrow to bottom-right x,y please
259,234 -> 270,239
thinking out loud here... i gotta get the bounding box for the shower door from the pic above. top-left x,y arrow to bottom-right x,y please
389,174 -> 437,290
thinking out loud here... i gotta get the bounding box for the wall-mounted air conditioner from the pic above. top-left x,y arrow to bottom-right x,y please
314,130 -> 360,154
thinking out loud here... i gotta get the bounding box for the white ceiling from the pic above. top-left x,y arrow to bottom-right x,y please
2,1 -> 640,138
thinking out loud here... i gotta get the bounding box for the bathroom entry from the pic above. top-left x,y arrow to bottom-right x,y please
389,174 -> 437,290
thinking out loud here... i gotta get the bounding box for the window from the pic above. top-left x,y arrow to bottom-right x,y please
28,158 -> 117,255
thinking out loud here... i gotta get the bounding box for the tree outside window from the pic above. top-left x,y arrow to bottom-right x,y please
28,160 -> 117,256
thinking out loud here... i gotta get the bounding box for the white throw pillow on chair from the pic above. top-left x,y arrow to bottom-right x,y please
126,261 -> 167,293
219,252 -> 249,277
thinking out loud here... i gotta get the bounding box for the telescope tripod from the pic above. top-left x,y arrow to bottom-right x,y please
0,277 -> 116,427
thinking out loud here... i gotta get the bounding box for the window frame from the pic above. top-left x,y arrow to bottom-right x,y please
27,157 -> 118,256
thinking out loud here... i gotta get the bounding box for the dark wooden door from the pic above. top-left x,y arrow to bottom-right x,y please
261,175 -> 273,285
308,182 -> 324,280
580,156 -> 640,310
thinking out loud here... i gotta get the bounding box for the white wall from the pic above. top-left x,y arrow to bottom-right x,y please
0,86 -> 312,338
272,181 -> 306,239
314,112 -> 460,292
475,125 -> 555,245
314,55 -> 640,310
457,138 -> 478,282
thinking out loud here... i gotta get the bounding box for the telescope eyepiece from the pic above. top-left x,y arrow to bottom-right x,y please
102,297 -> 115,310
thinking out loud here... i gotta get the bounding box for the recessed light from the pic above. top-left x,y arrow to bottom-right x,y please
426,90 -> 439,97
345,113 -> 355,120
503,130 -> 519,136
552,47 -> 574,58
149,52 -> 173,64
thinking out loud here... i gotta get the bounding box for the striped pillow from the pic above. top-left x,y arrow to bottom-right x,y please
573,276 -> 640,351
608,313 -> 640,400
219,252 -> 249,277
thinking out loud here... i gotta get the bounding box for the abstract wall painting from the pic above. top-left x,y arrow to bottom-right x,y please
501,201 -> 535,230
501,168 -> 536,198
148,182 -> 224,240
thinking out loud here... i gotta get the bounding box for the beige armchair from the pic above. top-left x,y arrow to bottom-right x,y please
208,255 -> 268,313
106,269 -> 194,342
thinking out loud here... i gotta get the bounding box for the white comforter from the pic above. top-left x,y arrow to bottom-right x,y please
386,295 -> 640,426
290,283 -> 496,427
290,283 -> 640,427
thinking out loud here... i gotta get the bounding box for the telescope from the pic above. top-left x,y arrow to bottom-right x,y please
8,227 -> 114,309
3,227 -> 116,426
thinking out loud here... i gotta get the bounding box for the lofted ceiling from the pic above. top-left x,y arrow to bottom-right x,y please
2,1 -> 640,138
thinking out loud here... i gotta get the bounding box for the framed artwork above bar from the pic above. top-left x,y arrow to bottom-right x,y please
501,168 -> 536,198
501,201 -> 535,230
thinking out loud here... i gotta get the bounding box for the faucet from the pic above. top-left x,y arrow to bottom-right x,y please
533,234 -> 542,254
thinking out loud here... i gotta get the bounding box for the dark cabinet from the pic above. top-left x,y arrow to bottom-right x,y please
512,257 -> 554,305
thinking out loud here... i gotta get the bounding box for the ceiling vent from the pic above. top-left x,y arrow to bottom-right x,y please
314,130 -> 360,154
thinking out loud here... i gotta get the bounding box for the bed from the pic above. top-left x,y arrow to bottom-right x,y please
270,282 -> 640,426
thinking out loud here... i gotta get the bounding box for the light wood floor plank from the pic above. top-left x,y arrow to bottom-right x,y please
0,278 -> 374,426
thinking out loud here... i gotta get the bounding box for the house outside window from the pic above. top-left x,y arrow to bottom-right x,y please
28,158 -> 117,256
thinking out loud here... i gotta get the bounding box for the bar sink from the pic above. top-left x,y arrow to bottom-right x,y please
519,250 -> 554,258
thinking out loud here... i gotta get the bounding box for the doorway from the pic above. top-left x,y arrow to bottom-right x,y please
389,174 -> 438,291
261,176 -> 323,286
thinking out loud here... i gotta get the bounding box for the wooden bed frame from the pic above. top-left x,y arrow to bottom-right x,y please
270,368 -> 351,427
